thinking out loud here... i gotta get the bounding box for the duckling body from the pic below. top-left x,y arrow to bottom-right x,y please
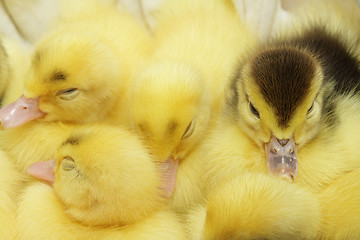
17,183 -> 185,240
0,35 -> 30,106
0,0 -> 153,128
317,167 -> 360,239
125,0 -> 255,214
19,124 -> 185,240
0,0 -> 153,174
199,3 -> 360,238
151,0 -> 256,115
0,150 -> 22,240
202,173 -> 320,240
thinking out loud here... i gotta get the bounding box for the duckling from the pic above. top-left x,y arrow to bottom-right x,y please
0,34 -> 31,106
19,124 -> 185,240
126,0 -> 255,212
0,150 -> 22,240
198,2 -> 360,238
17,184 -> 185,240
201,173 -> 320,240
204,10 -> 360,188
0,0 -> 153,129
317,167 -> 360,239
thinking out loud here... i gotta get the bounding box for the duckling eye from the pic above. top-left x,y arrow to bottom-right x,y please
249,102 -> 260,119
62,156 -> 75,171
182,121 -> 195,139
56,88 -> 79,100
307,102 -> 315,115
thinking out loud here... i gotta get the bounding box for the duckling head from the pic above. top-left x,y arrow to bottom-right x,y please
27,125 -> 177,226
0,31 -> 122,128
126,62 -> 211,163
230,46 -> 324,180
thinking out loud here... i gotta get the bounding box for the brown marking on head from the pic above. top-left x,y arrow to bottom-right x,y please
167,120 -> 178,136
51,71 -> 67,81
250,47 -> 316,127
62,137 -> 80,146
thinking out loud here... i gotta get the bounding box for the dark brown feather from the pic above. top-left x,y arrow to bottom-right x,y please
250,47 -> 316,127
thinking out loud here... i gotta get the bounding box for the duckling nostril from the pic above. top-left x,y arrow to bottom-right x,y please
277,138 -> 289,146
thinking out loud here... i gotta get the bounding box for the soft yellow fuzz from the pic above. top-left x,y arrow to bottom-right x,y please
0,122 -> 76,174
53,124 -> 165,226
126,62 -> 211,161
0,35 -> 31,105
125,0 -> 257,216
0,0 -> 153,175
17,183 -> 186,240
202,173 -> 320,240
318,167 -> 360,239
24,0 -> 153,124
0,150 -> 22,240
197,1 -> 360,238
17,124 -> 185,239
152,0 -> 256,116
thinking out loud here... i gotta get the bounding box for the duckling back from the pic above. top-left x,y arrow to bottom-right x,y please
0,150 -> 22,240
151,0 -> 257,116
200,173 -> 320,240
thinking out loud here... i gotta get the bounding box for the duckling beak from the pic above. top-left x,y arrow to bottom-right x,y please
158,155 -> 179,199
0,95 -> 45,129
27,159 -> 56,185
265,136 -> 298,181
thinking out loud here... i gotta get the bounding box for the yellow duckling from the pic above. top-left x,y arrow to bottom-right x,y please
199,1 -> 360,238
19,124 -> 185,240
0,34 -> 31,106
204,8 -> 360,188
317,167 -> 360,239
0,0 -> 153,128
0,150 -> 22,240
200,173 -> 320,240
126,0 -> 256,212
0,0 -> 152,175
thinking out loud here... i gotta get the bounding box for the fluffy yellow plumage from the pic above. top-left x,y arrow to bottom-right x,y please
0,0 -> 153,128
201,173 -> 320,240
0,150 -> 22,240
0,0 -> 153,175
125,0 -> 256,214
17,183 -> 185,240
197,1 -> 360,238
126,62 -> 211,162
318,167 -> 360,239
19,124 -> 185,239
0,35 -> 30,106
0,122 -> 76,174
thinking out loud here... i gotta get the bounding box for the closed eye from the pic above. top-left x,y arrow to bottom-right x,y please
56,88 -> 79,100
249,102 -> 260,119
182,121 -> 195,139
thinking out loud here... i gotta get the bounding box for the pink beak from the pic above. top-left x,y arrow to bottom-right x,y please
158,155 -> 179,199
0,95 -> 45,129
265,136 -> 298,181
27,160 -> 56,185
